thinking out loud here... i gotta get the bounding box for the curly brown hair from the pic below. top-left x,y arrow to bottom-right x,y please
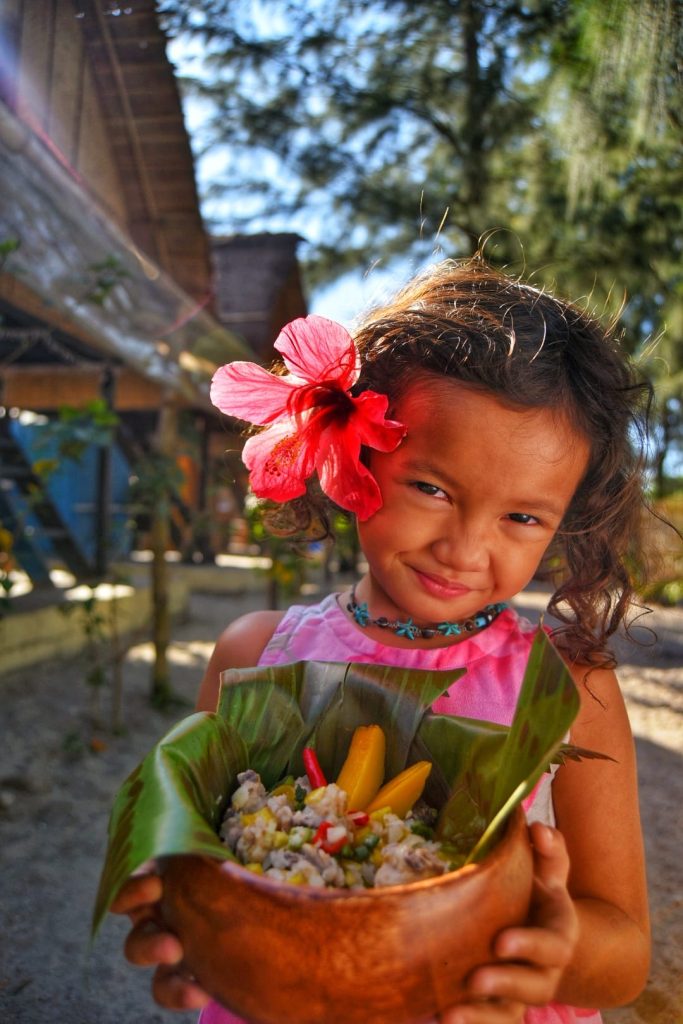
260,256 -> 655,667
347,257 -> 654,667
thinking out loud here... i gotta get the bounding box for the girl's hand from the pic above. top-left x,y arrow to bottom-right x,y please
440,823 -> 579,1023
110,874 -> 210,1011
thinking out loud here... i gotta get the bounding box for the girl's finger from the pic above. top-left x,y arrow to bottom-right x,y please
440,997 -> 526,1024
151,964 -> 212,1011
528,823 -> 570,890
123,918 -> 184,967
495,823 -> 578,957
110,874 -> 163,915
494,921 -> 575,967
466,961 -> 563,1006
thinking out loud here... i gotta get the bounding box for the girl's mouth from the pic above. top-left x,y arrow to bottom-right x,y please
412,569 -> 472,600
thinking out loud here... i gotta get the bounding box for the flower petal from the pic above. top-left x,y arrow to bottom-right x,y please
349,391 -> 406,452
210,362 -> 294,425
275,315 -> 360,388
242,420 -> 316,502
315,422 -> 384,520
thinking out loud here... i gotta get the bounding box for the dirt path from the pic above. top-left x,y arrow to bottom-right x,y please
0,586 -> 681,1024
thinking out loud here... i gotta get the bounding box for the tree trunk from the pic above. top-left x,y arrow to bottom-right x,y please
461,0 -> 487,250
150,395 -> 178,705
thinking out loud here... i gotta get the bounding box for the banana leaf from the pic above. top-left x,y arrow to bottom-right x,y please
216,659 -> 462,785
92,629 -> 586,936
432,630 -> 581,860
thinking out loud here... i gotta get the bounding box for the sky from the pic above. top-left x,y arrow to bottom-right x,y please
166,34 -> 432,326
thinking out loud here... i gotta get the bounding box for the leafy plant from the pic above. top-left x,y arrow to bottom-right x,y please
36,399 -> 119,463
243,495 -> 313,605
0,526 -> 15,613
93,630 -> 592,934
0,236 -> 20,269
58,578 -> 131,734
128,453 -> 184,517
82,255 -> 130,306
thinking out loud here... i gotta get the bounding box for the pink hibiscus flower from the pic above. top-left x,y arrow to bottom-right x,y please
210,315 -> 406,519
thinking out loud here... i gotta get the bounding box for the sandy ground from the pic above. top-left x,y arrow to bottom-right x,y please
0,581 -> 681,1024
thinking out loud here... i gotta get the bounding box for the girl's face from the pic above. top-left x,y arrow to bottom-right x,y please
357,378 -> 590,628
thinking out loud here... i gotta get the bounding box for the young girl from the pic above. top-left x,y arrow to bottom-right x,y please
114,257 -> 651,1024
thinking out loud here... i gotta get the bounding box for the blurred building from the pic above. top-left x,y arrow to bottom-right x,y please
212,233 -> 307,365
0,1 -> 307,586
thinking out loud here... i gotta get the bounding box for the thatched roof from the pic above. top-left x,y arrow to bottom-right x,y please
0,0 -> 252,410
77,0 -> 212,305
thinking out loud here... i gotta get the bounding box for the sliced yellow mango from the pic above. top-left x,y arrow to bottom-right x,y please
335,724 -> 386,810
364,760 -> 432,818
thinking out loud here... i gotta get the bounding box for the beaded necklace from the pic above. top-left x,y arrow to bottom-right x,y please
346,585 -> 507,641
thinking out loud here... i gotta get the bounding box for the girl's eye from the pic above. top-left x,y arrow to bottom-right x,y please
413,481 -> 448,499
507,512 -> 540,526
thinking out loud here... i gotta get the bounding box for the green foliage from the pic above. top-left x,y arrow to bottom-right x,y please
92,712 -> 247,933
82,255 -> 130,306
634,491 -> 683,605
243,495 -> 312,601
58,587 -> 123,727
0,236 -> 20,268
128,453 -> 184,517
642,577 -> 683,607
159,0 -> 561,275
36,399 -> 119,465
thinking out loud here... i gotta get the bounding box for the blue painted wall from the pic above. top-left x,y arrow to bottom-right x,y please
8,418 -> 133,566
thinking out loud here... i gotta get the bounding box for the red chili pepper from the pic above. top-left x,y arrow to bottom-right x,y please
303,747 -> 327,789
312,821 -> 332,845
312,821 -> 347,855
324,834 -> 348,855
348,811 -> 369,827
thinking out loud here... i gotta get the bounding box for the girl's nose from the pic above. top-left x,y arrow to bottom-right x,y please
430,527 -> 489,573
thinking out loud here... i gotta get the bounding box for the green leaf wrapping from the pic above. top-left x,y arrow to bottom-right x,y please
435,630 -> 580,860
93,633 -> 584,936
92,713 -> 248,933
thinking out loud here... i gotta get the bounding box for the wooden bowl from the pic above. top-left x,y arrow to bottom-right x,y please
160,806 -> 532,1024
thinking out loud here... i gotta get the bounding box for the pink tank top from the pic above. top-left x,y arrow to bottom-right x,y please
199,594 -> 601,1024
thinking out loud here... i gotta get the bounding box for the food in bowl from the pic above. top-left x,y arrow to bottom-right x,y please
219,725 -> 469,890
221,768 -> 458,889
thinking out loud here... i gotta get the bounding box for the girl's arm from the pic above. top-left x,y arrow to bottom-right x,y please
551,662 -> 650,1005
452,662 -> 649,1017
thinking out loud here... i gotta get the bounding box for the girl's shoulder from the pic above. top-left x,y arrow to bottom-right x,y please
195,609 -> 285,711
214,609 -> 287,667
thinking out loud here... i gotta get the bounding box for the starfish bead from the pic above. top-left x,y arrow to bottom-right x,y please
437,622 -> 463,637
351,601 -> 371,627
395,619 -> 420,640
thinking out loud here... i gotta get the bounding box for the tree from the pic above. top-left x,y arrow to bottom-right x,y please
160,0 -> 683,481
160,0 -> 565,280
525,0 -> 683,487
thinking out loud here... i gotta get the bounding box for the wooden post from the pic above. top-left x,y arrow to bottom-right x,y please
149,391 -> 178,704
195,412 -> 213,561
95,364 -> 115,577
